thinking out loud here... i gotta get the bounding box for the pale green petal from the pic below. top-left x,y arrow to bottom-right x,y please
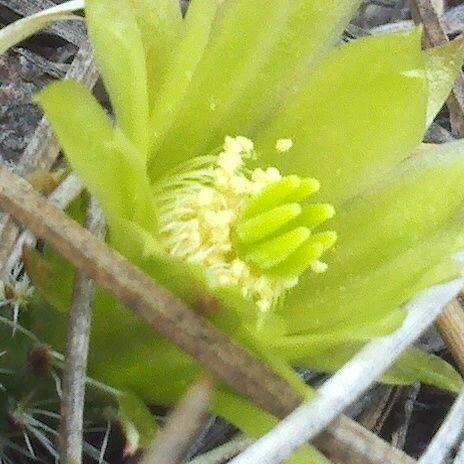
128,0 -> 182,110
214,1 -> 362,148
118,392 -> 158,450
256,28 -> 427,204
109,218 -> 161,263
88,295 -> 197,405
85,0 -> 150,155
288,231 -> 463,335
36,80 -> 122,220
212,389 -> 331,464
281,140 -> 464,334
383,347 -> 463,394
425,36 -> 464,128
23,244 -> 75,314
36,80 -> 156,237
149,0 -> 219,156
277,341 -> 462,394
269,309 -> 407,361
148,0 -> 361,179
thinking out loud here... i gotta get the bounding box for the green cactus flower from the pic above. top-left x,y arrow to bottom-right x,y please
23,0 -> 464,462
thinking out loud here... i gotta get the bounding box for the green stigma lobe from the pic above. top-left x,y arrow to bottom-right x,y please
236,203 -> 302,244
285,178 -> 321,203
241,175 -> 319,219
288,204 -> 335,230
270,241 -> 324,278
235,173 -> 336,278
245,227 -> 311,269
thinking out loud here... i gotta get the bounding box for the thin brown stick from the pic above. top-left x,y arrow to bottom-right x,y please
6,173 -> 83,275
318,416 -> 416,464
59,198 -> 105,464
361,387 -> 399,435
391,385 -> 421,450
410,0 -> 464,376
0,156 -> 416,464
140,378 -> 213,464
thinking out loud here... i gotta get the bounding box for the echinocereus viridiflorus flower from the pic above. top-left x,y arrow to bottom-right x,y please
20,0 -> 464,462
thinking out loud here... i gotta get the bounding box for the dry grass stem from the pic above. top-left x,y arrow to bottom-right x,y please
316,415 -> 416,464
435,299 -> 464,374
358,387 -> 401,434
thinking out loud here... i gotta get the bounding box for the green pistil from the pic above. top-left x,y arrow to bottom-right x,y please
234,174 -> 336,278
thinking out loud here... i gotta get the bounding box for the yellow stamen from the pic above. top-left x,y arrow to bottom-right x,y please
153,136 -> 335,313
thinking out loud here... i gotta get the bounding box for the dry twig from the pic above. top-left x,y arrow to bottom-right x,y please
59,197 -> 105,464
6,172 -> 83,274
140,378 -> 213,464
316,416 -> 416,464
358,387 -> 399,434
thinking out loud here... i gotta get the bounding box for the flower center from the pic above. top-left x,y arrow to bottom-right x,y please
153,136 -> 336,313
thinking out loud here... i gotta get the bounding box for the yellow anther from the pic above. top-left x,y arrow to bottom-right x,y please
311,260 -> 328,273
275,138 -> 293,153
